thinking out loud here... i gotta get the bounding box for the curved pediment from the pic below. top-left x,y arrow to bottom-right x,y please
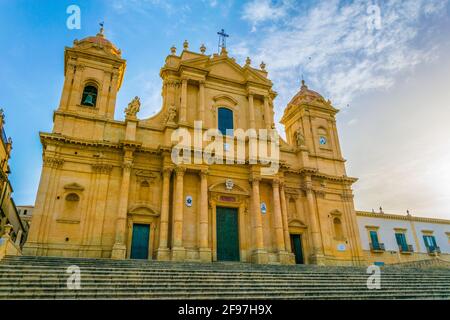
128,203 -> 160,217
209,181 -> 249,196
212,94 -> 238,108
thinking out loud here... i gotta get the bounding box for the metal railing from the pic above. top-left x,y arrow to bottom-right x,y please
427,246 -> 441,254
399,244 -> 414,253
370,242 -> 385,251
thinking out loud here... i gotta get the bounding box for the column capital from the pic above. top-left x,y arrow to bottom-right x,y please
249,177 -> 261,185
162,166 -> 173,177
199,169 -> 209,178
272,179 -> 280,188
175,166 -> 186,175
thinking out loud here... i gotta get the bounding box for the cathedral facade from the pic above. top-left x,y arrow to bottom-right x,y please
24,29 -> 365,266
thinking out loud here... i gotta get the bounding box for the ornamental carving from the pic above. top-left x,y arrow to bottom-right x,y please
43,157 -> 64,169
91,164 -> 113,174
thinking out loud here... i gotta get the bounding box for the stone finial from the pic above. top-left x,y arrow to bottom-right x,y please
220,46 -> 227,56
0,108 -> 5,127
260,61 -> 266,70
170,45 -> 177,55
200,44 -> 206,54
183,40 -> 189,50
245,57 -> 251,66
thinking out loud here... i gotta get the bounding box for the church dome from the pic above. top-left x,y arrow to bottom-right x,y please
288,80 -> 327,106
73,27 -> 122,58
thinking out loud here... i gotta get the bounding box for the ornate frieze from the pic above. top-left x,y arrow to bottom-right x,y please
43,156 -> 64,169
91,163 -> 113,174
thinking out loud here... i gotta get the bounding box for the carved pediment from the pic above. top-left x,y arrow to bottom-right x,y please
288,218 -> 307,228
209,181 -> 249,196
63,183 -> 84,191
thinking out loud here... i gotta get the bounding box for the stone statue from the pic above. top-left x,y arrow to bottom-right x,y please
125,96 -> 140,118
165,104 -> 177,124
295,129 -> 305,147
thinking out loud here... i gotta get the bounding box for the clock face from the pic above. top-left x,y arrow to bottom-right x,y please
319,136 -> 327,145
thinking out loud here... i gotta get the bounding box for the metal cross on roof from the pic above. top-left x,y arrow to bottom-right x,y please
217,29 -> 229,53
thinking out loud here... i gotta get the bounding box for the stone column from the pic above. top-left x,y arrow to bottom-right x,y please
250,177 -> 267,264
198,80 -> 205,123
248,93 -> 256,129
180,78 -> 188,124
157,167 -> 172,261
198,170 -> 211,261
172,166 -> 186,261
280,183 -> 292,253
111,150 -> 133,259
304,175 -> 325,265
272,179 -> 285,252
264,96 -> 272,129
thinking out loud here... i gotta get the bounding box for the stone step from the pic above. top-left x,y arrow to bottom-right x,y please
1,291 -> 449,300
2,264 -> 449,276
1,256 -> 448,300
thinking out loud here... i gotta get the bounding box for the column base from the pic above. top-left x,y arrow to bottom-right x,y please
156,248 -> 171,261
171,247 -> 186,261
251,249 -> 268,264
278,251 -> 295,265
111,243 -> 127,260
199,248 -> 212,262
309,253 -> 326,266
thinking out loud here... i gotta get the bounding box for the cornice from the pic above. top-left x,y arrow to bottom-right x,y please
356,211 -> 450,225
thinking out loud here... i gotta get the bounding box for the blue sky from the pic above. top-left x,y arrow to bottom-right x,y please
0,0 -> 449,218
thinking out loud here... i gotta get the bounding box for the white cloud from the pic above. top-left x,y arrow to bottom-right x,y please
235,0 -> 449,115
242,0 -> 290,31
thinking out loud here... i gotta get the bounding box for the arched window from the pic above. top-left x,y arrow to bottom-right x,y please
66,193 -> 80,202
218,107 -> 233,135
81,84 -> 98,107
333,217 -> 344,239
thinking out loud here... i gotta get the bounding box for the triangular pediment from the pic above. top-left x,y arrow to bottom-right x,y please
208,58 -> 246,82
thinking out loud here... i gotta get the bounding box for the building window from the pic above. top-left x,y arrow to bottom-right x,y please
423,235 -> 440,254
395,233 -> 412,253
369,230 -> 385,251
218,107 -> 233,135
333,217 -> 344,240
81,84 -> 98,107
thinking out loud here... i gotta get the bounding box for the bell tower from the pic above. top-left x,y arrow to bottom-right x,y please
55,26 -> 126,127
281,80 -> 346,176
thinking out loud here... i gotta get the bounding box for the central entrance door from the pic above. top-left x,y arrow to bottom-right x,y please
216,207 -> 240,262
290,234 -> 304,264
130,224 -> 150,259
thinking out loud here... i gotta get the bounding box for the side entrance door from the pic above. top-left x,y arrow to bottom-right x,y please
290,234 -> 304,264
130,224 -> 150,259
216,207 -> 240,262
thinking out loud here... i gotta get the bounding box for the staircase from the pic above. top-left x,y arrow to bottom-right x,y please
1,255 -> 449,299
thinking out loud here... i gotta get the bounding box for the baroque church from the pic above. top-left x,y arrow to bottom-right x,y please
23,28 -> 366,266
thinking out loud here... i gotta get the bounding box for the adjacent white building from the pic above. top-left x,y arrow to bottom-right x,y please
356,211 -> 450,264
